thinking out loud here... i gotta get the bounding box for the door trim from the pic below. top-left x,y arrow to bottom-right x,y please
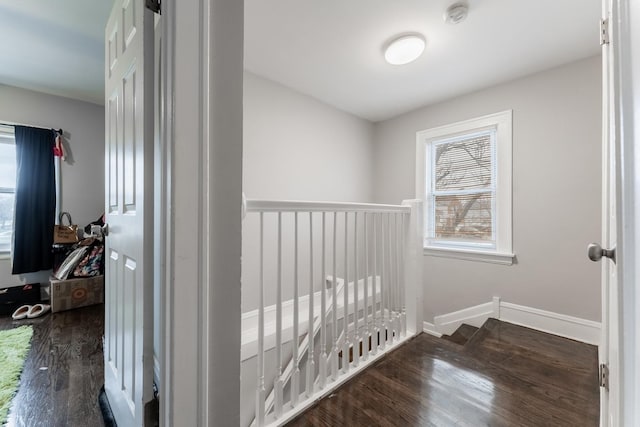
611,0 -> 640,425
600,1 -> 614,425
158,1 -> 172,423
159,0 -> 244,425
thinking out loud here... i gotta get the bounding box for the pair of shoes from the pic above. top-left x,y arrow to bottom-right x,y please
11,304 -> 51,320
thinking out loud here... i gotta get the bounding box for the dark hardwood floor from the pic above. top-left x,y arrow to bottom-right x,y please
288,319 -> 599,427
0,304 -> 105,427
1,307 -> 599,426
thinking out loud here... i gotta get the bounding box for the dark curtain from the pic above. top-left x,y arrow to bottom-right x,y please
11,126 -> 55,274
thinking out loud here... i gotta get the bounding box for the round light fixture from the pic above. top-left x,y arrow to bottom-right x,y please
384,34 -> 426,65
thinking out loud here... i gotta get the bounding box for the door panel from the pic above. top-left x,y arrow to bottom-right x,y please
104,0 -> 153,425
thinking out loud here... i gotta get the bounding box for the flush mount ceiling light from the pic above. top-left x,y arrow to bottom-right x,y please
384,34 -> 426,65
444,2 -> 469,24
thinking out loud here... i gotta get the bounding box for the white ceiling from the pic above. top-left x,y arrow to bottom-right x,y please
0,1 -> 600,120
245,0 -> 602,122
0,0 -> 112,105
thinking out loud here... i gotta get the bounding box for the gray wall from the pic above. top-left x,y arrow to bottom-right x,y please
242,72 -> 375,312
373,56 -> 603,322
0,84 -> 104,287
243,72 -> 374,202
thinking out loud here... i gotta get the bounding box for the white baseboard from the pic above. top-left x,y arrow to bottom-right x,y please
499,302 -> 601,346
425,298 -> 601,346
422,321 -> 441,337
433,297 -> 499,336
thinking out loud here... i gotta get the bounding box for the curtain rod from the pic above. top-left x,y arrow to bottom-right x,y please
0,122 -> 62,135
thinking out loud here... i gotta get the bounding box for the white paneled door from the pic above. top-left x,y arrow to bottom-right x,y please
104,0 -> 154,425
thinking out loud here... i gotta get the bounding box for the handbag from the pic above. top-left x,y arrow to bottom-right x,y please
53,212 -> 79,244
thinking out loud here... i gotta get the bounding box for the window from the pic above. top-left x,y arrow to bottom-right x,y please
416,111 -> 513,265
0,125 -> 16,254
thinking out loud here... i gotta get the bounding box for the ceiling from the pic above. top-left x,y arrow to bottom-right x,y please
0,1 -> 601,121
0,0 -> 112,105
245,0 -> 602,122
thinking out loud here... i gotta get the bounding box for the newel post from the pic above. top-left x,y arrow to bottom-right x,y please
402,199 -> 424,336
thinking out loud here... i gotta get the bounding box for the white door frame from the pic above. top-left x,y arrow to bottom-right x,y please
158,0 -> 244,425
609,0 -> 640,425
601,1 -> 620,425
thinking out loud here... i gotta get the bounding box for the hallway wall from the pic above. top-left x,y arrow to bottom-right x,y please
373,56 -> 603,322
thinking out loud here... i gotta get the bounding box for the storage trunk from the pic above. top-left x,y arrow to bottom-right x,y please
50,275 -> 104,313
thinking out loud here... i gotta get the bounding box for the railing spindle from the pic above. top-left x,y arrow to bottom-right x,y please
393,213 -> 400,341
256,213 -> 265,426
306,212 -> 315,397
275,212 -> 283,417
400,213 -> 406,337
388,213 -> 393,344
363,212 -> 369,361
353,212 -> 360,367
292,213 -> 300,406
380,213 -> 387,350
372,213 -> 379,354
343,212 -> 350,373
389,213 -> 396,342
331,212 -> 339,380
320,212 -> 327,389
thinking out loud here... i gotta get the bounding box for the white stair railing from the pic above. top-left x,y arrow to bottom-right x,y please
259,277 -> 345,422
243,198 -> 423,427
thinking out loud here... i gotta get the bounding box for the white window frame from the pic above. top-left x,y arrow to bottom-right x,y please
0,125 -> 16,258
416,110 -> 514,265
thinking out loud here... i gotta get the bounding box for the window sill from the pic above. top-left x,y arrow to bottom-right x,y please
423,246 -> 515,265
0,252 -> 10,261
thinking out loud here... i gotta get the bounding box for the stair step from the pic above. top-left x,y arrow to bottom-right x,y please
441,323 -> 479,346
462,318 -> 498,351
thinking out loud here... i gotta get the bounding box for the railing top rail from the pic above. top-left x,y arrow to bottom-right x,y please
245,199 -> 411,214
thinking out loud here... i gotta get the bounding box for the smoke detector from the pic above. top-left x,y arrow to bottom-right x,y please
444,2 -> 469,24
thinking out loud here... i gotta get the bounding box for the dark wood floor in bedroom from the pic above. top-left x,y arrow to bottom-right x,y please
0,304 -> 105,427
287,319 -> 600,427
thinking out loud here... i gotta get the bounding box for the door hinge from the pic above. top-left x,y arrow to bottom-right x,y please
146,0 -> 161,14
600,18 -> 609,45
599,363 -> 609,390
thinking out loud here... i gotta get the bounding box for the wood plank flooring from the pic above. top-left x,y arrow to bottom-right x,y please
287,319 -> 599,427
0,304 -> 105,427
0,308 -> 599,426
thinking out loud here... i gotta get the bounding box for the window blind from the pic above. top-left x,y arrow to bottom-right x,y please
0,125 -> 15,253
431,130 -> 495,243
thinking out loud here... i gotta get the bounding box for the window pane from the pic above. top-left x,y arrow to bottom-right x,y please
434,192 -> 493,241
0,193 -> 14,252
0,142 -> 16,189
434,132 -> 493,191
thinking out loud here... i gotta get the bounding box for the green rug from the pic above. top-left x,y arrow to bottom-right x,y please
0,325 -> 33,425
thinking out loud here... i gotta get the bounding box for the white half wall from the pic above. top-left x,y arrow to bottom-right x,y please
0,84 -> 104,287
373,56 -> 603,323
